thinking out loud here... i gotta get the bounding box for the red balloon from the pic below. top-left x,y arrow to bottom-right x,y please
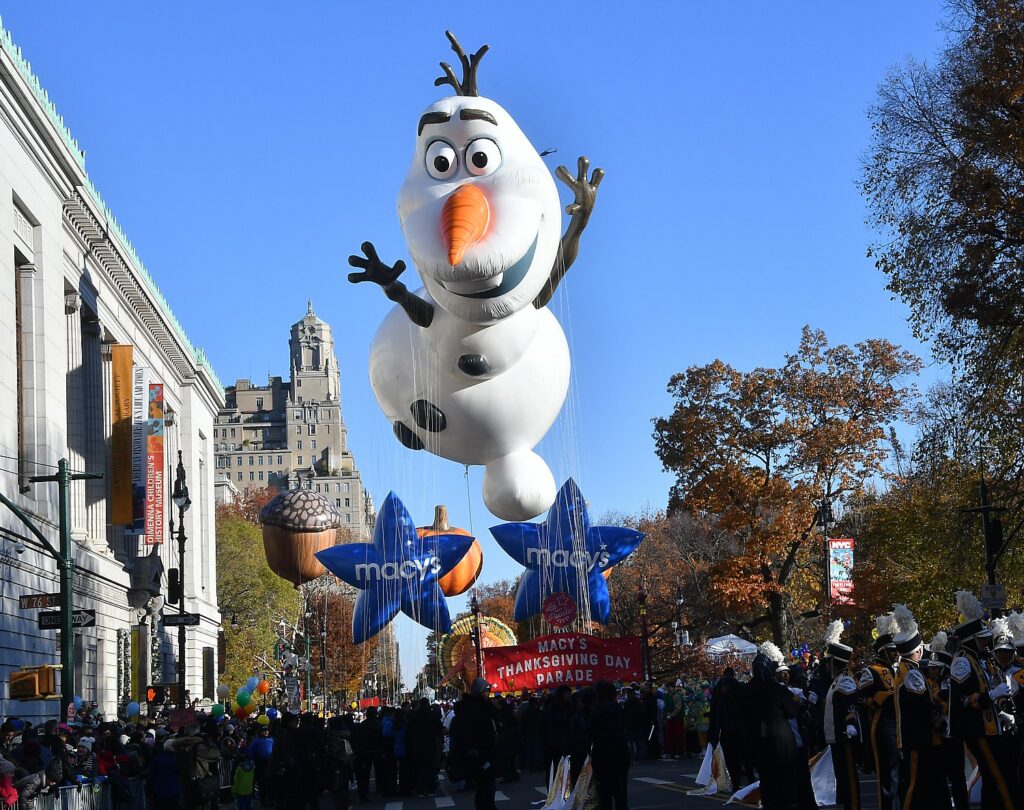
235,707 -> 247,720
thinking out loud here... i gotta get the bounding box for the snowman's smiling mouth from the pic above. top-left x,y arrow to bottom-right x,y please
442,234 -> 538,300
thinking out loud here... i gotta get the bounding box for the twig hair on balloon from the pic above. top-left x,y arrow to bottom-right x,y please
435,31 -> 489,96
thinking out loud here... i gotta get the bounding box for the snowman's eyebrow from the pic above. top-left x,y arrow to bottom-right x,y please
418,111 -> 451,135
459,108 -> 497,126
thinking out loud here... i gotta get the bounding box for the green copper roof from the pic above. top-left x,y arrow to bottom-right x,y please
0,15 -> 223,393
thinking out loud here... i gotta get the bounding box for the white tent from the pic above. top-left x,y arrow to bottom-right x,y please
704,634 -> 758,658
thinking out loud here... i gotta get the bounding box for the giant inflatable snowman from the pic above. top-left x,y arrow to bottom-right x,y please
348,32 -> 603,521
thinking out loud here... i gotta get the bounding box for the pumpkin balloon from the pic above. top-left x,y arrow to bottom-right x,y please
259,490 -> 344,587
419,505 -> 482,597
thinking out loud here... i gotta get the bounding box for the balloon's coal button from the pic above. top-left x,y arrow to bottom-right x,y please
393,421 -> 425,450
410,400 -> 447,433
458,354 -> 491,376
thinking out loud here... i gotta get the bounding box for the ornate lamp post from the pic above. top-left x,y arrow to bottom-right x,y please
638,580 -> 651,682
170,451 -> 191,707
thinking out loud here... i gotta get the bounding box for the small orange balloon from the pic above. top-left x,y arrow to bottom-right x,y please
256,680 -> 271,695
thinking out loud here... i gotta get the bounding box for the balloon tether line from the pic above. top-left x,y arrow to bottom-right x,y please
464,464 -> 474,537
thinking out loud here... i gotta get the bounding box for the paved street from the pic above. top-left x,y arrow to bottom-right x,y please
296,757 -> 884,810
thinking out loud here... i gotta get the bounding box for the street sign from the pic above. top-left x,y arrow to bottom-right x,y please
163,613 -> 201,627
981,583 -> 1006,610
19,593 -> 60,610
38,610 -> 95,630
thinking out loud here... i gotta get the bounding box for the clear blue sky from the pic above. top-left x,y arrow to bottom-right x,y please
3,2 -> 949,684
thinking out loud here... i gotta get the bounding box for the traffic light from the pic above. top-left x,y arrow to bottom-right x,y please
167,569 -> 181,604
146,684 -> 167,704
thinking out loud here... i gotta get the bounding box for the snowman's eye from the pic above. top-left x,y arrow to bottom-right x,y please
425,141 -> 458,180
465,139 -> 501,177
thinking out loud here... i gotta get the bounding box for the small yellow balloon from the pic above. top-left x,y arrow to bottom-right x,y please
256,714 -> 270,726
350,701 -> 357,709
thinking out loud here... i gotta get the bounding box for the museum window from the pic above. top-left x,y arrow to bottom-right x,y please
344,483 -> 350,492
345,498 -> 350,507
294,410 -> 301,419
311,440 -> 316,450
277,455 -> 283,465
297,441 -> 302,450
298,456 -> 303,465
231,428 -> 236,438
237,472 -> 242,481
336,499 -> 341,507
308,424 -> 316,435
236,457 -> 241,467
249,472 -> 254,481
248,456 -> 254,465
335,483 -> 341,493
256,396 -> 264,409
295,425 -> 301,435
258,456 -> 263,465
259,471 -> 264,481
345,513 -> 351,523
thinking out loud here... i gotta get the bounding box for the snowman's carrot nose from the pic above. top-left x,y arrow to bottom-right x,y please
442,184 -> 489,266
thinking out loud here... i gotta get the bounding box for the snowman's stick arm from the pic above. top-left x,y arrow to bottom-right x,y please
348,241 -> 435,328
384,280 -> 434,329
534,157 -> 604,309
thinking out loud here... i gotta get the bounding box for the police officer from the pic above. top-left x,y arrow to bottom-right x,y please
821,620 -> 859,810
893,605 -> 938,808
859,612 -> 899,810
949,590 -> 1015,810
925,632 -> 969,810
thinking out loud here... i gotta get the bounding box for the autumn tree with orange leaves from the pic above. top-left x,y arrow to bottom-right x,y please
653,327 -> 921,649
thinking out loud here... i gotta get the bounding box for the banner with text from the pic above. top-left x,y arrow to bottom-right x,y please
483,633 -> 643,692
110,345 -> 134,524
828,537 -> 854,604
144,384 -> 165,545
131,366 -> 151,534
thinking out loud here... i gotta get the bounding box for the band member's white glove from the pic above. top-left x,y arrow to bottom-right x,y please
808,692 -> 819,705
988,683 -> 1010,701
845,725 -> 858,739
998,711 -> 1016,731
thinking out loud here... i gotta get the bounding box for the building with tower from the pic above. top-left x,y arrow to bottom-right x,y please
214,303 -> 372,538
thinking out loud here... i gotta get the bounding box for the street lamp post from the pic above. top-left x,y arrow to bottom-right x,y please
470,592 -> 484,683
170,451 -> 191,708
638,580 -> 651,682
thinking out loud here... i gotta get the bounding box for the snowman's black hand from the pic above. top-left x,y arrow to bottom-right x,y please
534,156 -> 604,308
556,156 -> 604,219
347,241 -> 406,287
346,241 -> 434,328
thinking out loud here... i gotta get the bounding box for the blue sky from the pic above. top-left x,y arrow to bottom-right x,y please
3,2 -> 950,683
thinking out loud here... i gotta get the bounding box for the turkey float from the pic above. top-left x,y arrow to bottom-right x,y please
348,32 -> 603,521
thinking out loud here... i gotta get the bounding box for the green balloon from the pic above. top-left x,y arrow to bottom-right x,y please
211,703 -> 225,717
236,691 -> 251,707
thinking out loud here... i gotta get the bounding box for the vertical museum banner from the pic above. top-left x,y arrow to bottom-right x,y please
110,345 -> 134,524
828,537 -> 854,604
144,384 -> 165,545
131,366 -> 150,534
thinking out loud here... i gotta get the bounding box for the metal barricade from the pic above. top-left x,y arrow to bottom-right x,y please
35,778 -> 149,810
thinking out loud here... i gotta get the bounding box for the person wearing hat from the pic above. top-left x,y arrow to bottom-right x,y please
857,612 -> 900,810
891,605 -> 941,808
749,641 -> 815,810
924,631 -> 969,810
820,620 -> 860,810
949,590 -> 1016,810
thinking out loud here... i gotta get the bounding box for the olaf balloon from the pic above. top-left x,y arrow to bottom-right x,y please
349,32 -> 603,521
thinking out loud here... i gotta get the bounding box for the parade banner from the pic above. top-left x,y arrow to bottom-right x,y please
131,366 -> 151,534
828,537 -> 854,604
483,632 -> 642,692
110,345 -> 134,524
144,384 -> 165,545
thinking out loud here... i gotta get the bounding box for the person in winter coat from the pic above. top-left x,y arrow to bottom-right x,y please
145,739 -> 180,810
407,699 -> 442,795
232,758 -> 256,810
454,679 -> 501,810
589,681 -> 629,810
709,668 -> 754,789
324,717 -> 354,810
0,758 -> 17,809
352,708 -> 383,802
13,761 -> 61,810
621,688 -> 646,764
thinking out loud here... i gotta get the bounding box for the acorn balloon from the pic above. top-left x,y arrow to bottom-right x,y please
259,489 -> 344,587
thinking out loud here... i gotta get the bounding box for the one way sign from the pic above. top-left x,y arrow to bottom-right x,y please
38,610 -> 96,630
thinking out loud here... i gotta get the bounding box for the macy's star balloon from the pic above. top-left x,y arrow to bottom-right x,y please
316,492 -> 475,643
490,479 -> 644,624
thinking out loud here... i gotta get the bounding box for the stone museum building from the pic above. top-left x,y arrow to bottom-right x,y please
0,19 -> 223,719
214,303 -> 372,540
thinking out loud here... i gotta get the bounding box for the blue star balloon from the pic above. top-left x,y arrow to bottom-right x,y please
490,479 -> 645,624
316,492 -> 475,643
